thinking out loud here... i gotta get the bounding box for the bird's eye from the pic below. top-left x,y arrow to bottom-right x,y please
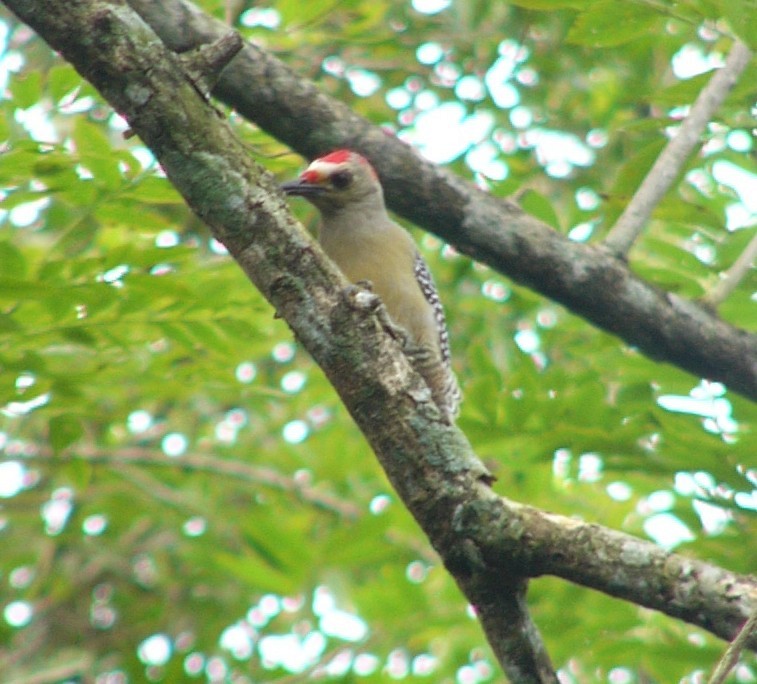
330,170 -> 353,190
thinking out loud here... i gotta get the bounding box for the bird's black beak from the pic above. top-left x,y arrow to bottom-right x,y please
280,180 -> 326,197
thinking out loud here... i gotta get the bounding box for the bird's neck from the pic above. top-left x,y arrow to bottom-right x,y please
319,202 -> 390,237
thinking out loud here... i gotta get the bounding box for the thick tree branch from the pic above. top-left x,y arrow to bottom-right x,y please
472,496 -> 757,651
2,1 -> 552,679
4,2 -> 755,681
604,39 -> 753,257
126,0 -> 757,403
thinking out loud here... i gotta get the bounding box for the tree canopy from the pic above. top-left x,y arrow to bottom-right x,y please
0,0 -> 755,682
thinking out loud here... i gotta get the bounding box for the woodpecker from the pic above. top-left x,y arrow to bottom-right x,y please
281,149 -> 460,422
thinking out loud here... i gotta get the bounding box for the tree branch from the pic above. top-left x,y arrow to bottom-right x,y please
2,1 -> 551,678
703,230 -> 757,309
126,0 -> 757,403
22,445 -> 361,518
176,29 -> 242,101
709,609 -> 757,684
4,1 -> 755,680
6,652 -> 92,684
473,496 -> 757,651
603,39 -> 753,257
467,577 -> 557,683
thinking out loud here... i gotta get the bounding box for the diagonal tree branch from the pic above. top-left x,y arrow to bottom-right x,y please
4,1 -> 755,681
604,39 -> 753,257
2,1 -> 554,679
709,609 -> 757,684
703,230 -> 757,309
126,0 -> 757,403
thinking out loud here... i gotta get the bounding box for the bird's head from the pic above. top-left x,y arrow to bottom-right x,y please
280,150 -> 383,213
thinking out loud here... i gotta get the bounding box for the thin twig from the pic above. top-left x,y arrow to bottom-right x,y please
708,609 -> 757,684
702,230 -> 757,309
6,653 -> 93,684
603,39 -> 752,257
115,462 -> 201,511
19,446 -> 361,519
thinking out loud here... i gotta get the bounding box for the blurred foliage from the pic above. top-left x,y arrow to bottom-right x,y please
0,0 -> 755,682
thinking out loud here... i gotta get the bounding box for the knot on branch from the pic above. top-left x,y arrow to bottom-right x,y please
177,31 -> 243,101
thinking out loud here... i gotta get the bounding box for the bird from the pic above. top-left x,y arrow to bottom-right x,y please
280,149 -> 460,422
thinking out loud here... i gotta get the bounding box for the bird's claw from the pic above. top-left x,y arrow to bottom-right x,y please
344,283 -> 380,312
343,283 -> 409,345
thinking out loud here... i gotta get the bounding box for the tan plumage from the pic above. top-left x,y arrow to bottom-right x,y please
281,150 -> 460,421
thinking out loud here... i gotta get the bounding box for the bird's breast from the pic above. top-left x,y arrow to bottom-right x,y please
320,227 -> 439,354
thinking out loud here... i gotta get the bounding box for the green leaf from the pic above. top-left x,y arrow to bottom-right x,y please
10,71 -> 42,109
0,277 -> 63,301
721,0 -> 757,49
49,414 -> 84,453
72,118 -> 123,190
568,1 -> 662,47
211,549 -> 298,595
0,105 -> 8,141
121,175 -> 183,204
0,242 -> 28,279
507,0 -> 586,8
610,139 -> 666,199
714,225 -> 757,271
519,189 -> 561,230
47,64 -> 83,103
